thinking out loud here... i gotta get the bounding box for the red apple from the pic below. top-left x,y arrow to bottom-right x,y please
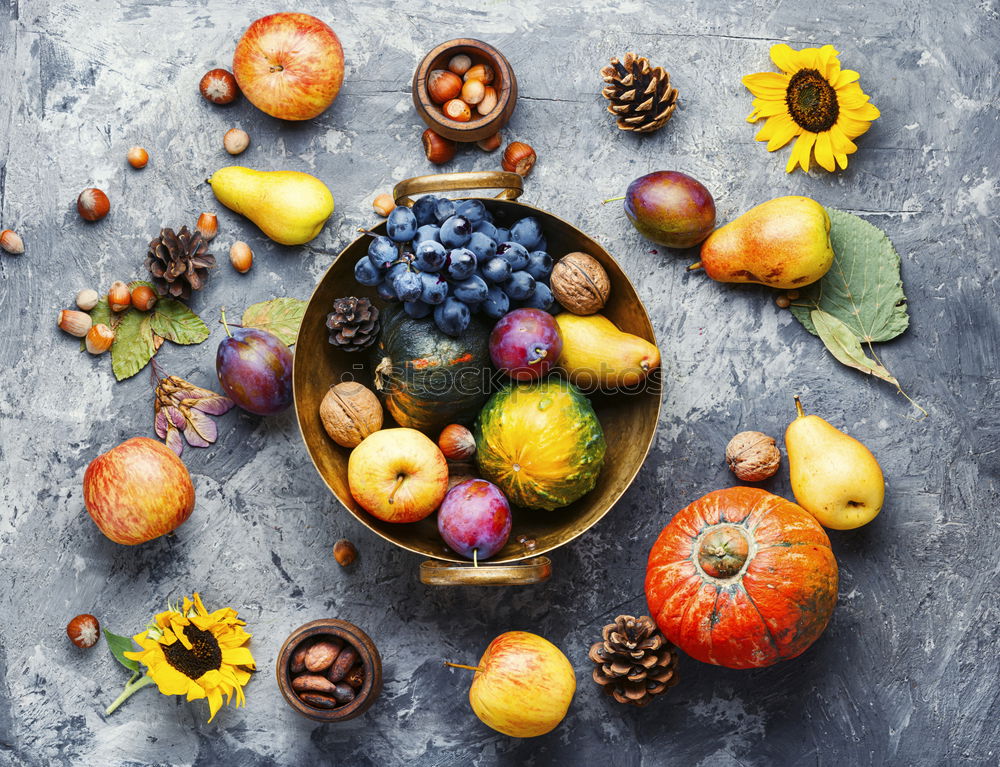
233,13 -> 345,121
449,631 -> 576,737
347,428 -> 448,523
83,437 -> 195,545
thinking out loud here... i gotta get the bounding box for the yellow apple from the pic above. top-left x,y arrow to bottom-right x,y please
456,631 -> 576,738
347,428 -> 448,523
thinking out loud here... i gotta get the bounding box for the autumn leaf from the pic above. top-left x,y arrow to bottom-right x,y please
150,299 -> 209,345
110,310 -> 157,381
242,298 -> 306,346
811,310 -> 899,386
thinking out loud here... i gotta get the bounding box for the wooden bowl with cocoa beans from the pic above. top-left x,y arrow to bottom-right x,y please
276,619 -> 382,722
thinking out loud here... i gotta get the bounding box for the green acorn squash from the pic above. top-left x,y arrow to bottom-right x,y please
372,305 -> 491,433
474,379 -> 606,510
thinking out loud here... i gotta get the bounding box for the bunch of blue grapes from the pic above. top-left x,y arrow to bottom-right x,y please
354,195 -> 556,336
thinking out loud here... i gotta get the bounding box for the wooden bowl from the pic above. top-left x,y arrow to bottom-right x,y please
293,172 -> 662,584
412,39 -> 517,142
276,619 -> 382,723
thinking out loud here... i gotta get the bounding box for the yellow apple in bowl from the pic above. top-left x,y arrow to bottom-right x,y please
348,428 -> 448,523
449,631 -> 576,738
233,13 -> 345,121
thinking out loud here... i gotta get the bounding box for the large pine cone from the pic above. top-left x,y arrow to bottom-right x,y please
145,226 -> 216,299
600,53 -> 678,133
326,297 -> 380,352
588,614 -> 679,706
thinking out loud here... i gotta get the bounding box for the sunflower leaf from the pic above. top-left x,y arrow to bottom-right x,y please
150,299 -> 210,345
242,298 -> 306,347
104,629 -> 141,673
790,208 -> 909,342
811,309 -> 899,386
110,311 -> 157,381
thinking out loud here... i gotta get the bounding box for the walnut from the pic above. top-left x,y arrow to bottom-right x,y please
550,252 -> 611,315
320,382 -> 383,448
725,431 -> 781,482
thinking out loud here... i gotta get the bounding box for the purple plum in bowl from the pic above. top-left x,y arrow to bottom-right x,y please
489,308 -> 562,381
217,327 -> 293,416
437,479 -> 512,561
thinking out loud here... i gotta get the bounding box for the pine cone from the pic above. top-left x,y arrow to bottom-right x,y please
145,226 -> 216,299
600,53 -> 678,133
327,297 -> 380,352
588,615 -> 679,706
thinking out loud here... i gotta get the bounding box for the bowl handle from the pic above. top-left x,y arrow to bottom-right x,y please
393,171 -> 524,206
419,556 -> 551,586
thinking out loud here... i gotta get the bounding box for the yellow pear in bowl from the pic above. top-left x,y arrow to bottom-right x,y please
555,313 -> 660,390
785,396 -> 885,530
691,196 -> 834,289
208,166 -> 334,246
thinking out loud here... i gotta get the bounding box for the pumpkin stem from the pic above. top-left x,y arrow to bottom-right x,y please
697,525 -> 751,579
794,395 -> 805,418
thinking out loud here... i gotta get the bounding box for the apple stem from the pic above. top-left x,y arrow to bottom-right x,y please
220,307 -> 232,338
443,662 -> 484,673
687,261 -> 703,272
794,395 -> 805,418
601,195 -> 625,205
387,474 -> 405,505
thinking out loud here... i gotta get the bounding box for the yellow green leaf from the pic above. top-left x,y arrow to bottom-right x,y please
242,298 -> 306,347
811,309 -> 899,386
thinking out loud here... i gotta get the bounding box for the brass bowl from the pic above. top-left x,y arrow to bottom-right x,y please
293,171 -> 661,585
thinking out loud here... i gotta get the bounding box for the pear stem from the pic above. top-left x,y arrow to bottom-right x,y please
794,395 -> 805,418
444,662 -> 484,673
220,307 -> 232,338
687,262 -> 703,272
601,195 -> 625,205
473,548 -> 478,568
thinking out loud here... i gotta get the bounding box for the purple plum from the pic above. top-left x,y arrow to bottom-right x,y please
623,171 -> 716,248
437,479 -> 512,561
489,308 -> 562,381
216,327 -> 293,416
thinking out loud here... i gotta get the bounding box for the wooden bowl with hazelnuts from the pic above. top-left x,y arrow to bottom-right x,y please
412,39 -> 517,143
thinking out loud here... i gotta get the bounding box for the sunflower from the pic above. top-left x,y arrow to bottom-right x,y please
121,593 -> 255,722
742,44 -> 880,173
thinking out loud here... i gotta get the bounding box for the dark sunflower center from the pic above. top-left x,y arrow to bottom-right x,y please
163,625 -> 222,680
785,68 -> 839,132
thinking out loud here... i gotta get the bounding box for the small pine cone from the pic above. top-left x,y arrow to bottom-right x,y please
600,53 -> 678,133
145,226 -> 216,299
588,614 -> 679,706
327,297 -> 380,352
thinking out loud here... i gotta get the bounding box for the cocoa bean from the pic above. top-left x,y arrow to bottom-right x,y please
332,683 -> 356,704
304,639 -> 343,672
291,674 -> 337,695
289,642 -> 311,674
298,692 -> 338,709
344,664 -> 365,689
327,645 -> 358,682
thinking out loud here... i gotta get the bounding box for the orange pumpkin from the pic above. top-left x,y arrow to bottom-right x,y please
645,487 -> 838,669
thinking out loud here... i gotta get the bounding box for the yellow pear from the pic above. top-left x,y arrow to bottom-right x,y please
692,196 -> 834,289
785,396 -> 885,530
208,166 -> 334,246
555,313 -> 660,389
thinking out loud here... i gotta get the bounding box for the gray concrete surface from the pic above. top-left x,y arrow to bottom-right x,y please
1,0 -> 998,765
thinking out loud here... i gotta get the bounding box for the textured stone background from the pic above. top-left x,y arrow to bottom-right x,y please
1,0 -> 998,765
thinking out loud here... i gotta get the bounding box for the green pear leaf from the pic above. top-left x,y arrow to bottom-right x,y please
242,298 -> 306,346
110,310 -> 157,381
104,629 -> 141,673
811,310 -> 899,386
150,298 -> 209,345
790,208 -> 909,343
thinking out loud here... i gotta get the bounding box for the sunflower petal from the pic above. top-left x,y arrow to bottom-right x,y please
742,71 -> 790,98
222,647 -> 256,667
829,124 -> 858,155
836,114 -> 875,139
206,689 -> 224,723
786,132 -> 817,173
834,69 -> 861,88
763,113 -> 800,151
814,131 -> 836,172
769,43 -> 802,73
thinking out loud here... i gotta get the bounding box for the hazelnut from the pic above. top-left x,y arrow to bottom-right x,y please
199,68 -> 238,105
77,188 -> 110,221
422,129 -> 457,165
442,98 -> 472,122
333,539 -> 358,567
196,212 -> 219,241
725,431 -> 781,482
85,324 -> 114,355
501,141 -> 536,176
438,424 -> 476,461
448,54 -> 472,76
775,295 -> 791,309
464,63 -> 494,85
320,382 -> 383,448
477,86 -> 498,115
131,284 -> 157,312
66,614 -> 100,649
58,309 -> 93,338
107,281 -> 131,313
427,69 -> 462,104
230,241 -> 253,273
0,229 -> 24,254
127,146 -> 149,169
372,193 -> 396,217
224,128 -> 250,155
75,288 -> 100,311
460,78 -> 485,105
476,133 -> 501,152
550,252 -> 611,315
